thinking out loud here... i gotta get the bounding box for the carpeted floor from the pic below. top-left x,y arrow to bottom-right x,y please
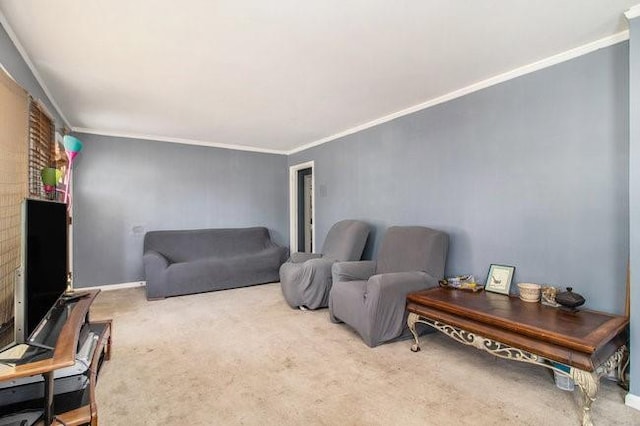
90,283 -> 640,425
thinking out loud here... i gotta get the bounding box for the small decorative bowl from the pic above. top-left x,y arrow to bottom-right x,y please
518,283 -> 541,303
555,287 -> 585,311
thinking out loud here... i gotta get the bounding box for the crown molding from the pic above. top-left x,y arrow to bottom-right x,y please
286,31 -> 629,155
625,5 -> 640,20
1,6 -> 629,157
72,127 -> 288,155
0,10 -> 72,129
0,62 -> 14,81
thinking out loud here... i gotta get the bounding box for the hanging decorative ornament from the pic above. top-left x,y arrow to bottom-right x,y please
40,167 -> 61,198
63,135 -> 83,163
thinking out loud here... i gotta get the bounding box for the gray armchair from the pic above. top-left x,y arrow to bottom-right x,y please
280,220 -> 370,309
328,226 -> 448,347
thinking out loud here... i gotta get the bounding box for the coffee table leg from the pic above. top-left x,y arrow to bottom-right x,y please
571,369 -> 598,426
407,312 -> 421,352
617,348 -> 630,389
573,345 -> 628,425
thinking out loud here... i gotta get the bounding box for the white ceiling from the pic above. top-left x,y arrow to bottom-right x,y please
0,1 -> 637,154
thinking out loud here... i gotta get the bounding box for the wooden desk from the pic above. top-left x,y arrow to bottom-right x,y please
406,287 -> 628,426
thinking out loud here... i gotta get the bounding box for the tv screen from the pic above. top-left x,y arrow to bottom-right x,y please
19,199 -> 68,341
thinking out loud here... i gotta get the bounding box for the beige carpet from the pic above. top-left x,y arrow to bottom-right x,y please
90,283 -> 639,425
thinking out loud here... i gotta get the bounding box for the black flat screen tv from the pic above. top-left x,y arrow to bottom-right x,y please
14,198 -> 68,347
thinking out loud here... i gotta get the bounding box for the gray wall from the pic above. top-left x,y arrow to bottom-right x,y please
628,18 -> 640,399
0,23 -> 65,127
72,134 -> 289,287
290,43 -> 629,315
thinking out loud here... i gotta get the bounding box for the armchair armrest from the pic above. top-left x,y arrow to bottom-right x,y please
359,271 -> 436,346
289,252 -> 323,263
332,260 -> 376,283
366,271 -> 436,300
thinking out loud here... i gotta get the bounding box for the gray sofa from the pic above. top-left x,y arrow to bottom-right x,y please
143,227 -> 288,300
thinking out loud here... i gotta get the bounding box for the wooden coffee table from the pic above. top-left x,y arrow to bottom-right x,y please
406,287 -> 628,426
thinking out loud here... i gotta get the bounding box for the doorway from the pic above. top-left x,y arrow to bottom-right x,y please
289,161 -> 315,253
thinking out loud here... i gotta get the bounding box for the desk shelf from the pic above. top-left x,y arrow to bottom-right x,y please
0,290 -> 112,426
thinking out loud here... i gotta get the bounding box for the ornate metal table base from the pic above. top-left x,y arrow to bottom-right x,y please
407,312 -> 627,426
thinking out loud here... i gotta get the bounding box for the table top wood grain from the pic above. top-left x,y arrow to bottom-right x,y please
407,287 -> 628,355
0,290 -> 99,382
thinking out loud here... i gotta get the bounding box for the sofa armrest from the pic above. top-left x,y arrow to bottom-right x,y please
332,260 -> 376,283
289,252 -> 323,263
143,250 -> 170,299
144,250 -> 170,268
264,239 -> 289,264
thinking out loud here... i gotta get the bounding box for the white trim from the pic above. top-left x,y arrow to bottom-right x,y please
72,127 -> 288,155
625,5 -> 640,20
289,161 -> 315,253
286,31 -> 629,155
625,393 -> 640,411
0,63 -> 16,82
78,281 -> 146,292
0,10 -> 72,129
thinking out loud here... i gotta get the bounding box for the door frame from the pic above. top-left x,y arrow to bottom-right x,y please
289,161 -> 315,253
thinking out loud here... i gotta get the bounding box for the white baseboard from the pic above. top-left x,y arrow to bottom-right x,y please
76,281 -> 146,292
625,393 -> 640,411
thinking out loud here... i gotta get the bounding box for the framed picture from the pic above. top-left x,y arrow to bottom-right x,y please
485,264 -> 515,295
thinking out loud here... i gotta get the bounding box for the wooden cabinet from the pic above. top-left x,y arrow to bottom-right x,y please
0,290 -> 112,425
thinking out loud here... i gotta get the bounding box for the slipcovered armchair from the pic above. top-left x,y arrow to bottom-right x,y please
329,226 -> 448,347
280,220 -> 370,309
